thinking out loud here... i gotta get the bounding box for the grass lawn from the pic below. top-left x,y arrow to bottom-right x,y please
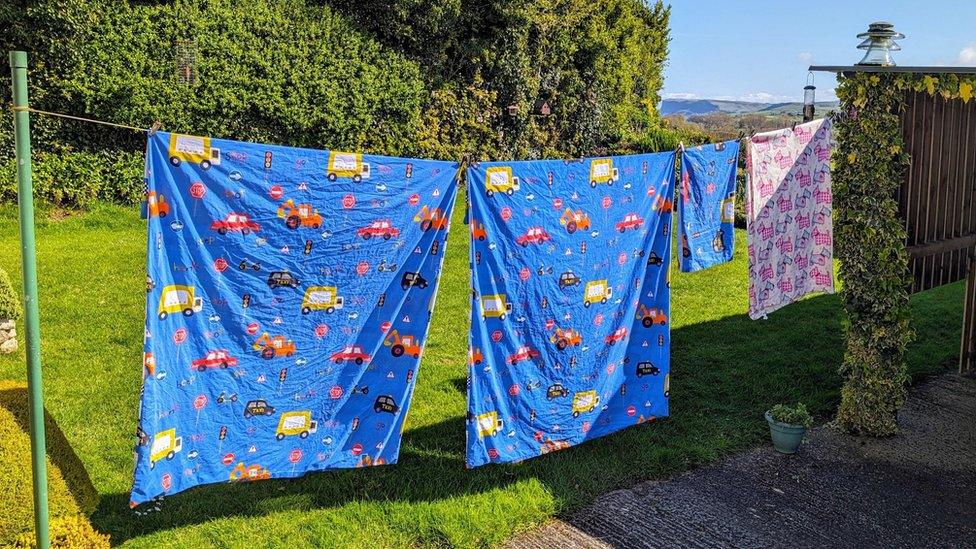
0,198 -> 963,547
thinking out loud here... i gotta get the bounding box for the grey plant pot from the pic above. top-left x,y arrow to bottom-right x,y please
765,411 -> 807,454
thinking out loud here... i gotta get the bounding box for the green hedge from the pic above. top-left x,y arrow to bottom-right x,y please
1,0 -> 688,206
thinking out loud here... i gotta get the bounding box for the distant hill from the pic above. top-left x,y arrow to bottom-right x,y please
660,98 -> 839,117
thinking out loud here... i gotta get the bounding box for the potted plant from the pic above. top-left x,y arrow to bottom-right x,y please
765,402 -> 813,454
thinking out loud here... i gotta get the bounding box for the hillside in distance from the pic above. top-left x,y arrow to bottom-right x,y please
661,98 -> 840,117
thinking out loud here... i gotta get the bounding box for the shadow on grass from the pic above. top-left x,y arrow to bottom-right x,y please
88,283 -> 963,544
0,385 -> 100,515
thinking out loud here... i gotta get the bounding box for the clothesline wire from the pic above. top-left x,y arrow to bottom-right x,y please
9,105 -> 150,133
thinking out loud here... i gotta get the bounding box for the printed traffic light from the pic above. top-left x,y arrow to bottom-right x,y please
304,239 -> 312,255
242,293 -> 251,308
279,368 -> 287,383
264,151 -> 273,169
219,426 -> 227,440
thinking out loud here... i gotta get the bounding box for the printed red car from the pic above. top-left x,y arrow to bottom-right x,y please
507,345 -> 540,365
191,350 -> 239,371
616,213 -> 644,232
357,220 -> 400,240
516,227 -> 552,247
330,345 -> 371,365
604,327 -> 628,345
211,213 -> 260,235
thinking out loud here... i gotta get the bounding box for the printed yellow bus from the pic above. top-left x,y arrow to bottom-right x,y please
582,279 -> 612,307
476,411 -> 504,438
149,428 -> 183,468
480,294 -> 513,320
485,166 -> 520,197
326,151 -> 371,182
301,286 -> 344,314
168,134 -> 221,170
157,284 -> 204,320
589,158 -> 618,187
275,411 -> 318,440
571,390 -> 600,418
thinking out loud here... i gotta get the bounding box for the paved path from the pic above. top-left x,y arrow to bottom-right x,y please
508,374 -> 976,549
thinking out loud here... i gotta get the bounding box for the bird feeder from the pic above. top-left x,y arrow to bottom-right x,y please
506,104 -> 519,117
855,21 -> 904,67
803,72 -> 816,122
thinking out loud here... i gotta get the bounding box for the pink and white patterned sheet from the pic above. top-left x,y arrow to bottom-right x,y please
745,118 -> 834,319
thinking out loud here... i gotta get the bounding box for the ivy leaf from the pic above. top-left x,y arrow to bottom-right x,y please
960,82 -> 974,104
923,76 -> 938,96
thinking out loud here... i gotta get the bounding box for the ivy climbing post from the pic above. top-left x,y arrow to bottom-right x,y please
833,72 -> 914,436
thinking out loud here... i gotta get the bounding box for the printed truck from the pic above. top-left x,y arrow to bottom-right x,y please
415,206 -> 448,231
516,227 -> 552,247
550,328 -> 581,350
147,191 -> 170,218
330,345 -> 371,365
301,286 -> 344,314
476,411 -> 504,438
191,350 -> 238,371
589,158 -> 618,187
326,151 -> 370,182
559,209 -> 591,234
277,200 -> 323,229
571,390 -> 600,418
168,134 -> 221,170
485,166 -> 520,196
358,219 -> 400,240
637,305 -> 668,327
469,347 -> 484,365
385,330 -> 421,358
583,280 -> 612,307
616,213 -> 644,232
507,345 -> 540,365
275,411 -> 317,440
481,294 -> 513,320
253,333 -> 296,359
149,428 -> 182,467
157,285 -> 203,320
539,438 -> 571,455
211,213 -> 260,235
471,221 -> 487,241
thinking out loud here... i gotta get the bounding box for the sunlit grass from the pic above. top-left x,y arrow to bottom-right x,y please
0,199 -> 962,547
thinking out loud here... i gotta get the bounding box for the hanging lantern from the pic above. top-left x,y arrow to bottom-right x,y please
855,21 -> 904,67
803,72 -> 816,122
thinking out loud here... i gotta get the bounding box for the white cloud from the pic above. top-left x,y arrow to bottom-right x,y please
956,44 -> 976,66
738,92 -> 797,103
797,52 -> 814,66
662,92 -> 701,100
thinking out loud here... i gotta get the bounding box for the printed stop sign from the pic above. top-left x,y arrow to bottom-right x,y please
189,182 -> 206,199
269,185 -> 284,200
289,449 -> 303,464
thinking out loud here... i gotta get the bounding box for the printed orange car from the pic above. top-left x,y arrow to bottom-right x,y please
471,221 -> 487,241
469,347 -> 484,365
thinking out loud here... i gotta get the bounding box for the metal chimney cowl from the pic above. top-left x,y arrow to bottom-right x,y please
856,21 -> 904,66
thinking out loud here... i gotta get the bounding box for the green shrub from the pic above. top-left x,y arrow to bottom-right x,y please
769,402 -> 813,428
10,515 -> 110,549
0,267 -> 20,321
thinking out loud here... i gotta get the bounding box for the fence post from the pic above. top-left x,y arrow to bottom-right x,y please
9,50 -> 50,549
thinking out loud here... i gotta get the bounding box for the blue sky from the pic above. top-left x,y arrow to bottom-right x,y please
663,1 -> 976,103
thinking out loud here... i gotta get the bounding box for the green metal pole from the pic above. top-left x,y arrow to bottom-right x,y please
9,50 -> 50,549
